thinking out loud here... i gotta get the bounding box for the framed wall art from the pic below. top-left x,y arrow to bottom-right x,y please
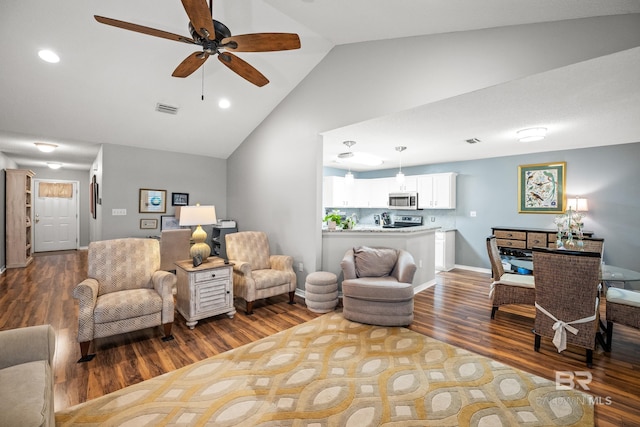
139,189 -> 167,213
161,215 -> 181,230
518,162 -> 566,213
172,192 -> 189,206
140,219 -> 158,229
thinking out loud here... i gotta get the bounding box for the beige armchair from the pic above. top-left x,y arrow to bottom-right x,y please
340,246 -> 417,326
73,238 -> 176,362
225,231 -> 296,314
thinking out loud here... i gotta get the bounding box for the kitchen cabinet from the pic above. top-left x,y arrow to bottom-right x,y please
418,173 -> 457,209
175,259 -> 235,329
323,176 -> 352,207
435,230 -> 456,271
387,175 -> 417,193
5,169 -> 35,268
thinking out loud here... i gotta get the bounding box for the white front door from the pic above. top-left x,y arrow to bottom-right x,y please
34,180 -> 79,252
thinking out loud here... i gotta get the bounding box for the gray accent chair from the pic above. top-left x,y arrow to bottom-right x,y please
0,325 -> 55,427
340,246 -> 417,326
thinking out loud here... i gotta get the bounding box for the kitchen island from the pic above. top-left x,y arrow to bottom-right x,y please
321,225 -> 439,292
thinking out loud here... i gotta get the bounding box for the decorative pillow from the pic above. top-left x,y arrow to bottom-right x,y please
353,246 -> 398,278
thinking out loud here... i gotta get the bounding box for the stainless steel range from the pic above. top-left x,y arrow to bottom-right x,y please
382,215 -> 423,228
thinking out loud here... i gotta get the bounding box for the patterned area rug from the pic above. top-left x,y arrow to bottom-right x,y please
56,313 -> 593,426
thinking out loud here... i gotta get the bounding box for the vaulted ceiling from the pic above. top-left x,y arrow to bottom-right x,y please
1,1 -> 639,170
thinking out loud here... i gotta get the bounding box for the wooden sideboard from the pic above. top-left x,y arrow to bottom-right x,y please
491,226 -> 594,256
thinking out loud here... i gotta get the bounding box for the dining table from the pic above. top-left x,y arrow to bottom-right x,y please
507,257 -> 640,290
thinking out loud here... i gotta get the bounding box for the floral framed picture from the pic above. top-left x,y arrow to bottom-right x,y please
139,189 -> 166,213
518,162 -> 566,213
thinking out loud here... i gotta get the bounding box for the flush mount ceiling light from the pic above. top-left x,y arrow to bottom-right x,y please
38,49 -> 60,63
218,98 -> 231,109
47,162 -> 62,170
35,142 -> 58,152
335,140 -> 384,167
517,127 -> 547,142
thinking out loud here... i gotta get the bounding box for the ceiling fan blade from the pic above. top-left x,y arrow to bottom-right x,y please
172,52 -> 209,78
94,16 -> 195,44
180,0 -> 216,40
221,33 -> 301,52
218,52 -> 269,87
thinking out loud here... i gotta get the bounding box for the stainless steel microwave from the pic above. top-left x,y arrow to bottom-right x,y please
388,192 -> 419,209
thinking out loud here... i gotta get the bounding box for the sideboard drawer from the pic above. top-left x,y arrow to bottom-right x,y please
496,239 -> 526,249
494,230 -> 526,240
527,232 -> 548,249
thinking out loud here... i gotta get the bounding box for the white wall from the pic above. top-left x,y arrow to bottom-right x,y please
227,15 -> 640,288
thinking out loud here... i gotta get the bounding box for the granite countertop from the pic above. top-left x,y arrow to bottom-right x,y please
322,225 -> 441,233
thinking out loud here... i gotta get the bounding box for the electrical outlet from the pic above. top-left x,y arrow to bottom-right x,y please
298,262 -> 304,272
112,209 -> 127,216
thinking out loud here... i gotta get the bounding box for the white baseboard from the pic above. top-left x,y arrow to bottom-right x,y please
453,264 -> 491,274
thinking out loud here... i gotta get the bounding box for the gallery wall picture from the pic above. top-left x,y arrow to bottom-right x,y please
139,189 -> 167,213
172,192 -> 189,206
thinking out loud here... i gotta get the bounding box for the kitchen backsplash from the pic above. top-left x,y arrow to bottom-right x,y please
325,207 -> 457,229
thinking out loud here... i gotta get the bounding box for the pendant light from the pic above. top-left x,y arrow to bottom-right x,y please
395,146 -> 406,184
342,141 -> 356,184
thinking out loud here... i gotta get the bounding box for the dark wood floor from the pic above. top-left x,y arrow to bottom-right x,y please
2,251 -> 639,426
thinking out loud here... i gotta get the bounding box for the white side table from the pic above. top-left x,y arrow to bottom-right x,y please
175,258 -> 236,329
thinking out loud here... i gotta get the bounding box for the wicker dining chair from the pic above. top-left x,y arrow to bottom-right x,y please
486,236 -> 535,319
532,247 -> 605,367
605,287 -> 640,351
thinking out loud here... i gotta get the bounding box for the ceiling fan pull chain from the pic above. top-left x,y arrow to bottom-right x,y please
201,64 -> 205,100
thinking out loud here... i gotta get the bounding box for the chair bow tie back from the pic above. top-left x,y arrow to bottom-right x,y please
535,299 -> 599,353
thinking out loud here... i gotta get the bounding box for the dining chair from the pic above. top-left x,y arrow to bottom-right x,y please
531,247 -> 605,367
605,287 -> 640,351
486,236 -> 535,319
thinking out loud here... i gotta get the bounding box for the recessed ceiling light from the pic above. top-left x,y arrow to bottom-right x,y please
218,99 -> 231,109
47,162 -> 62,170
35,142 -> 58,152
38,49 -> 60,63
517,127 -> 547,142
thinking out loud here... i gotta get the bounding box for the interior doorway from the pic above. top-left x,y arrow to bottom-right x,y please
33,179 -> 79,252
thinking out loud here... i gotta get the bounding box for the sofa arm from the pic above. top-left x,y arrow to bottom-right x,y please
73,279 -> 99,343
0,325 -> 55,370
340,248 -> 357,280
392,250 -> 417,284
270,255 -> 293,271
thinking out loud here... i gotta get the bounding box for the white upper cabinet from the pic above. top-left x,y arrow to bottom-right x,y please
418,173 -> 457,209
387,175 -> 417,193
323,176 -> 354,207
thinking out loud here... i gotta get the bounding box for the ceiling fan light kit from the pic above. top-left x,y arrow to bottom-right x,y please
94,0 -> 301,87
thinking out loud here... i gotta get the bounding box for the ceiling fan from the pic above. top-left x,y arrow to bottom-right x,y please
94,0 -> 301,87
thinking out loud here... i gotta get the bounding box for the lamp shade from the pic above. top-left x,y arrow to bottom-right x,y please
567,197 -> 589,212
179,205 -> 217,226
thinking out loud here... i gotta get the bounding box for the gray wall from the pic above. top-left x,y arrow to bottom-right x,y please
99,144 -> 227,241
358,142 -> 640,270
228,15 -> 640,288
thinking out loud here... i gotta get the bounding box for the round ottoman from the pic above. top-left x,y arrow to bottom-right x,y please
305,271 -> 338,313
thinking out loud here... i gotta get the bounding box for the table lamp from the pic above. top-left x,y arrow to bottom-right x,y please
178,204 -> 217,262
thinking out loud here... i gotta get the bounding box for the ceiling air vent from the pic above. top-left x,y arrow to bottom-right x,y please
465,138 -> 481,144
155,103 -> 178,115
